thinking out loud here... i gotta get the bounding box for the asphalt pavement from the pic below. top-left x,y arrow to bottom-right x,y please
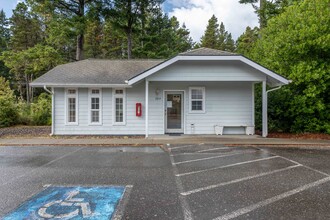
0,145 -> 330,219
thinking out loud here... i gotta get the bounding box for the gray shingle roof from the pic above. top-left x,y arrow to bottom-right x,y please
31,59 -> 164,86
179,47 -> 237,56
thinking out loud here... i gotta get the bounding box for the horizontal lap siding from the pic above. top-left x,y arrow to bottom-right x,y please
148,61 -> 266,82
53,85 -> 145,135
148,82 -> 253,135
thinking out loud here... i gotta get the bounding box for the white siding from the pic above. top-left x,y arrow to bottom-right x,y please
54,83 -> 146,135
147,82 -> 254,135
148,60 -> 266,82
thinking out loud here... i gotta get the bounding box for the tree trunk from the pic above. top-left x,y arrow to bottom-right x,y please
76,34 -> 84,60
127,29 -> 132,59
76,0 -> 85,61
127,0 -> 132,59
259,0 -> 266,29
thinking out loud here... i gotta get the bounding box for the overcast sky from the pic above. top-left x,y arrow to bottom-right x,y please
1,0 -> 259,42
163,0 -> 259,42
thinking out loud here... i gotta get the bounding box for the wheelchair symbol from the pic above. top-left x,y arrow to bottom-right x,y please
38,190 -> 93,219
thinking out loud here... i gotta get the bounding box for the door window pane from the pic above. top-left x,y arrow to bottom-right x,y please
68,98 -> 76,122
116,98 -> 123,122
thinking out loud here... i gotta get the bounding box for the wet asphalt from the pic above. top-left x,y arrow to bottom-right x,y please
0,145 -> 330,219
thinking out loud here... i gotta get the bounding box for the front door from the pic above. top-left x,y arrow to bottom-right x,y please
165,92 -> 184,133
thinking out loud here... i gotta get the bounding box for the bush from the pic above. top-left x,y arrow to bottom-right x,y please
0,77 -> 18,127
30,93 -> 52,125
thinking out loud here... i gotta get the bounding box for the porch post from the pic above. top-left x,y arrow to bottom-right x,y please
262,81 -> 268,137
145,80 -> 149,138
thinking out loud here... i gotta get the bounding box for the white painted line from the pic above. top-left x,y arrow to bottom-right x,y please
168,145 -> 195,150
112,185 -> 133,220
212,176 -> 330,220
176,156 -> 280,177
181,164 -> 301,196
170,155 -> 194,220
173,151 -> 257,165
196,147 -> 230,153
276,155 -> 330,177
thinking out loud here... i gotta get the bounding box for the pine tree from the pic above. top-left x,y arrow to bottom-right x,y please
200,15 -> 219,49
236,26 -> 259,55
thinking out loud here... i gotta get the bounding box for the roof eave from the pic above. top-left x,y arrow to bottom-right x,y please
30,83 -> 131,88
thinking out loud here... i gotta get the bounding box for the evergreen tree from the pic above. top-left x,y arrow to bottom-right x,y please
236,26 -> 259,55
201,16 -> 235,52
200,15 -> 219,49
0,10 -> 10,80
9,2 -> 43,51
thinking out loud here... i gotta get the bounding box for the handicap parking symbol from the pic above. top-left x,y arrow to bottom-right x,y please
3,186 -> 129,220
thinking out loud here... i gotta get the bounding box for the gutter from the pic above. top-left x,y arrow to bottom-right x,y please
266,85 -> 282,94
43,86 -> 54,136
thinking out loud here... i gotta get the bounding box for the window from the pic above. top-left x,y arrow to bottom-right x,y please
113,88 -> 126,125
189,87 -> 205,113
89,89 -> 102,125
66,88 -> 78,125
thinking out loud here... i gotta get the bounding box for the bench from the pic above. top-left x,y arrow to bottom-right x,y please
214,124 -> 254,135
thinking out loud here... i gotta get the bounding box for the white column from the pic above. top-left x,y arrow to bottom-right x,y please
145,80 -> 149,138
262,81 -> 268,137
51,87 -> 55,136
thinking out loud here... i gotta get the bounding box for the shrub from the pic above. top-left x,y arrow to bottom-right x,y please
30,93 -> 52,125
0,77 -> 18,127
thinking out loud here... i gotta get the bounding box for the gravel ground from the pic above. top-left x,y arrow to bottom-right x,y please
0,126 -> 51,138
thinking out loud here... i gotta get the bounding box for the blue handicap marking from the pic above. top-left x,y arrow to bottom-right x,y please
3,186 -> 127,220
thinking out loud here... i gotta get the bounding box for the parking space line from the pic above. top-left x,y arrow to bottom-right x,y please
181,164 -> 301,196
112,185 -> 133,220
169,155 -> 193,220
212,176 -> 330,220
176,156 -> 280,177
168,145 -> 195,150
276,155 -> 330,177
196,147 -> 231,153
0,146 -> 86,187
173,151 -> 257,165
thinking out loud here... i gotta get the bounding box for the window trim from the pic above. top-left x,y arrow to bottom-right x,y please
112,88 -> 126,126
189,87 -> 206,113
88,88 -> 102,125
65,88 -> 79,125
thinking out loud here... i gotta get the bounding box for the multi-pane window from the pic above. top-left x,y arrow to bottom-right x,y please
66,89 -> 78,124
113,89 -> 126,125
189,87 -> 205,113
89,89 -> 102,124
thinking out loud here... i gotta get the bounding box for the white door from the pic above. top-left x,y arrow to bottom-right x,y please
165,92 -> 184,133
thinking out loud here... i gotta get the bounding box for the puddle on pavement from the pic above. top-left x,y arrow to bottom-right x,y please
98,146 -> 163,153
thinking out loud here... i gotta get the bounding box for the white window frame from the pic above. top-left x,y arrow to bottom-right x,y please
189,87 -> 206,113
88,88 -> 102,125
112,88 -> 126,125
65,88 -> 78,125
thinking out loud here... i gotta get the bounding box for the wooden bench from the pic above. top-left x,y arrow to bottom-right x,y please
214,124 -> 254,135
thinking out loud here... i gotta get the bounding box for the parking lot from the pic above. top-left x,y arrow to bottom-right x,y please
167,144 -> 330,220
0,145 -> 330,219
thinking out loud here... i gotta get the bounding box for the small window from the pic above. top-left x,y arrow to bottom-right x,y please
113,88 -> 126,125
189,87 -> 205,113
66,88 -> 78,125
89,89 -> 102,125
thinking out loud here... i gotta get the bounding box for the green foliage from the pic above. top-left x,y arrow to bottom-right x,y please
236,26 -> 259,55
0,77 -> 18,127
250,0 -> 330,133
200,15 -> 236,52
30,93 -> 52,125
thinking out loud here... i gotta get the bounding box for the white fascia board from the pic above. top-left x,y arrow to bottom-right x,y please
239,56 -> 290,85
127,55 -> 290,86
30,83 -> 132,88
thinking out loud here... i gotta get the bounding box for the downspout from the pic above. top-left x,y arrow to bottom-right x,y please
43,85 -> 54,136
266,85 -> 282,94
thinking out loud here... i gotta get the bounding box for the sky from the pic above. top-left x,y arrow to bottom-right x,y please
0,0 -> 259,42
